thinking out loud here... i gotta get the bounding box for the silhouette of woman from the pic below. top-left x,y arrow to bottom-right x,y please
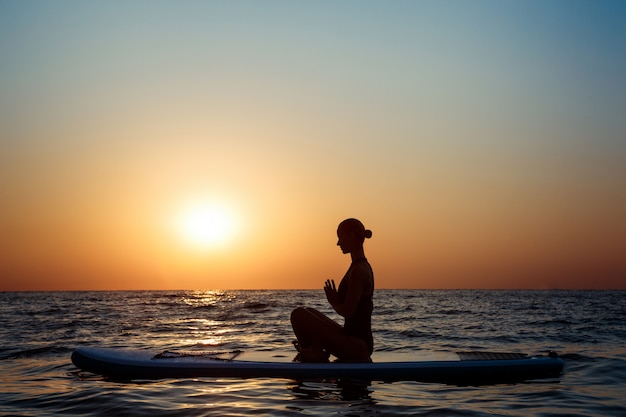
291,218 -> 374,362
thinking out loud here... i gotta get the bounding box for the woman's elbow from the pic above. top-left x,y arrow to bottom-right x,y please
340,307 -> 356,319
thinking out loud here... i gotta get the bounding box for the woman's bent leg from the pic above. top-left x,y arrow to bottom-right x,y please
290,307 -> 337,361
290,307 -> 370,362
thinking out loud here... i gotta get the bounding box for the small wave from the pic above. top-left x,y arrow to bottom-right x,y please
191,304 -> 217,310
529,319 -> 574,326
399,329 -> 431,338
559,353 -> 596,362
242,302 -> 274,310
139,301 -> 182,307
0,345 -> 73,360
439,309 -> 472,315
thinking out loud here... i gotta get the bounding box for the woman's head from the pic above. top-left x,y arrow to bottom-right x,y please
337,218 -> 372,253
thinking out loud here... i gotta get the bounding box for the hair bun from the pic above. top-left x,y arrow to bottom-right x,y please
338,218 -> 372,240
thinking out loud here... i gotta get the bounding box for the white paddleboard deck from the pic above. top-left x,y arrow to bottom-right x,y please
72,347 -> 564,383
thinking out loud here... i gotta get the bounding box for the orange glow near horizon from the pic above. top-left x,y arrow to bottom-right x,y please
1,132 -> 625,290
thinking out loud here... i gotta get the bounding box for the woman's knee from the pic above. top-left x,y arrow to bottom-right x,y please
290,307 -> 307,325
291,307 -> 327,330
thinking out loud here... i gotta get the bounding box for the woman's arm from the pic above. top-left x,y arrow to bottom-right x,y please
324,264 -> 368,318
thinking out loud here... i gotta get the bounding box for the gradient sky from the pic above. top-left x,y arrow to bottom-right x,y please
1,1 -> 625,290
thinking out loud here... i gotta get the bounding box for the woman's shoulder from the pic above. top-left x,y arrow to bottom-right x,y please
349,261 -> 373,279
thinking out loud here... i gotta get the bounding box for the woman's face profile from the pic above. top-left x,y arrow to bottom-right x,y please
336,228 -> 357,254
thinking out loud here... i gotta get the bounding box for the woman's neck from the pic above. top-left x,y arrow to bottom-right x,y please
350,248 -> 366,263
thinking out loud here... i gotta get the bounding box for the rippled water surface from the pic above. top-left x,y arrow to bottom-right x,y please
1,290 -> 624,416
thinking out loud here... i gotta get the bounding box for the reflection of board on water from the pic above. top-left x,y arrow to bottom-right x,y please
71,347 -> 564,384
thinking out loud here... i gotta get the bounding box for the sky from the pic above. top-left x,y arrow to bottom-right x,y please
1,0 -> 625,291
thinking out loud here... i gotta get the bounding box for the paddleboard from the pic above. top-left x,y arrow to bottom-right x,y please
71,347 -> 564,384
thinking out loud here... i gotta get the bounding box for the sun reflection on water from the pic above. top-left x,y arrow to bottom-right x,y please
181,290 -> 232,308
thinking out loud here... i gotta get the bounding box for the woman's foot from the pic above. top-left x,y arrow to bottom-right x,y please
292,341 -> 330,363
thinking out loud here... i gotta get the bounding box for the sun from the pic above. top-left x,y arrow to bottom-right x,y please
176,201 -> 239,248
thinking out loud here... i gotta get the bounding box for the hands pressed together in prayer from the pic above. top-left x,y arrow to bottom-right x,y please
324,279 -> 338,305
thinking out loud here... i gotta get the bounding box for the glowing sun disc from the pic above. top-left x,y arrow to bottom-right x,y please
177,202 -> 238,248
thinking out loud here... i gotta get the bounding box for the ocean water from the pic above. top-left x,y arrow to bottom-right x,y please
0,290 -> 624,417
